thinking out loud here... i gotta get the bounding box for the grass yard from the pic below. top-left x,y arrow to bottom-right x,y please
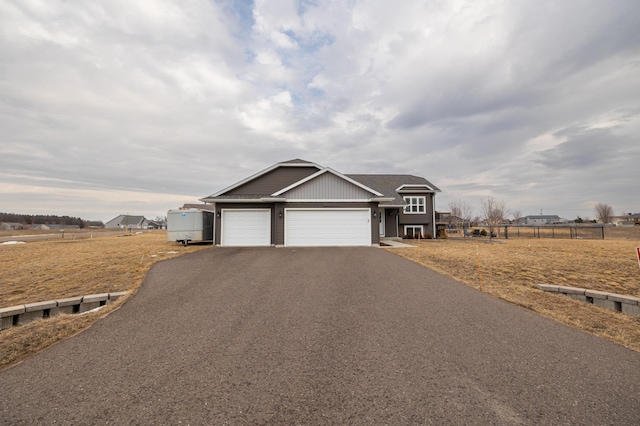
0,231 -> 211,370
388,237 -> 640,351
2,230 -> 639,370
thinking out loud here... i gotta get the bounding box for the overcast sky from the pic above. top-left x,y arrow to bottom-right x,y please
1,0 -> 639,223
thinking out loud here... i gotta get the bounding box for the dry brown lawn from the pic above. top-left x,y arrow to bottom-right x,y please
2,229 -> 639,370
0,231 -> 211,370
389,237 -> 640,351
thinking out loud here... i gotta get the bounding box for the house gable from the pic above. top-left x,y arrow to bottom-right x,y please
347,175 -> 440,207
396,184 -> 437,193
202,160 -> 322,201
277,170 -> 378,200
227,166 -> 320,196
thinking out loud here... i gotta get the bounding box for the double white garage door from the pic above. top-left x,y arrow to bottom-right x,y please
221,209 -> 371,247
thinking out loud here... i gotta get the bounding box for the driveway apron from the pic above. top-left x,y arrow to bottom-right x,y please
1,247 -> 639,424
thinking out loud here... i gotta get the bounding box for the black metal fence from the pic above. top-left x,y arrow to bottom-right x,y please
503,225 -> 605,240
447,225 -> 608,240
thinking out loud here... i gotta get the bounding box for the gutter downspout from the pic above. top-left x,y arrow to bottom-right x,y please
432,193 -> 437,239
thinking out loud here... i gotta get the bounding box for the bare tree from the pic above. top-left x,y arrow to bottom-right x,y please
594,203 -> 614,223
511,210 -> 523,224
479,196 -> 509,238
448,198 -> 473,236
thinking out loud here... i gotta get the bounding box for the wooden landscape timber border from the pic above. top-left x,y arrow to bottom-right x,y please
537,284 -> 640,317
0,292 -> 129,330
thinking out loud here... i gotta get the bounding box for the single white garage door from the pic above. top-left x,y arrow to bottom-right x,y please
285,209 -> 371,247
221,209 -> 271,246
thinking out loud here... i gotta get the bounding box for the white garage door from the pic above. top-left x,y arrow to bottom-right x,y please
221,209 -> 271,246
285,209 -> 371,247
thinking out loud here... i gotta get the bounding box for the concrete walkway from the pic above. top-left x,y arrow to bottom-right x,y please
380,237 -> 415,247
1,247 -> 639,424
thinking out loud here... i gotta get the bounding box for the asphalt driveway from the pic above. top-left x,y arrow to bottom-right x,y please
1,247 -> 639,424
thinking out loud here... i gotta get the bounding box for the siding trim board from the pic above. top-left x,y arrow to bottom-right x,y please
284,199 -> 374,203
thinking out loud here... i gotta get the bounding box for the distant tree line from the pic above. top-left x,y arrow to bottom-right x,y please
0,212 -> 104,228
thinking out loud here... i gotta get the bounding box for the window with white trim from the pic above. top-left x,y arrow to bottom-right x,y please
404,225 -> 424,238
403,196 -> 426,214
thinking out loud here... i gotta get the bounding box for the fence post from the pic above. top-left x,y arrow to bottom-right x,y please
601,226 -> 605,240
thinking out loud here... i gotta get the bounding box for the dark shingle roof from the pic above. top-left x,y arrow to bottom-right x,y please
524,215 -> 560,220
208,194 -> 266,200
347,174 -> 440,206
182,204 -> 216,210
280,159 -> 313,164
120,215 -> 146,226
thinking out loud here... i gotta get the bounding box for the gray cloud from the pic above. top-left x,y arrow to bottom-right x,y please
1,0 -> 639,221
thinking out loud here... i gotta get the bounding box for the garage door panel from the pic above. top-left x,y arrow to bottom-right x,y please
222,210 -> 271,246
285,209 -> 371,247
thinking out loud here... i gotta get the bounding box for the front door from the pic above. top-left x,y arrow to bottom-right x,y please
379,209 -> 385,236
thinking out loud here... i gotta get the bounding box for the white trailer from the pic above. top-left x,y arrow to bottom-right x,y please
167,208 -> 214,246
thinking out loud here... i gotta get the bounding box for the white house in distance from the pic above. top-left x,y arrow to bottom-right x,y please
521,215 -> 566,225
0,222 -> 24,230
105,215 -> 149,229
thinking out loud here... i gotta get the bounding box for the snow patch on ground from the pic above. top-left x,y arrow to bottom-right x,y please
1,241 -> 26,245
80,305 -> 106,315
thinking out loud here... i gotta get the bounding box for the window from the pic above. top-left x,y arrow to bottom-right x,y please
403,196 -> 426,214
404,225 -> 424,238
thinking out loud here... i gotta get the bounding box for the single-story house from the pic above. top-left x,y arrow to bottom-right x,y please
43,224 -> 80,230
105,215 -> 149,229
612,213 -> 640,226
147,220 -> 166,230
182,203 -> 215,211
199,159 -> 440,247
30,224 -> 50,230
521,215 -> 564,225
0,222 -> 24,230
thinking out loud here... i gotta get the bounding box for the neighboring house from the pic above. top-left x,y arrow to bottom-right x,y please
437,212 -> 472,227
522,215 -> 563,225
0,222 -> 23,230
105,215 -> 149,229
613,213 -> 640,226
147,220 -> 166,230
182,203 -> 215,211
44,224 -> 80,230
30,224 -> 50,230
199,159 -> 440,247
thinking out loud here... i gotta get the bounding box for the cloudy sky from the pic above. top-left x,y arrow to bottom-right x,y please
1,0 -> 639,223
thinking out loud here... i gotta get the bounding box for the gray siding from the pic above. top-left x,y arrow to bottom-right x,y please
227,167 -> 318,195
282,172 -> 374,200
397,193 -> 435,237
